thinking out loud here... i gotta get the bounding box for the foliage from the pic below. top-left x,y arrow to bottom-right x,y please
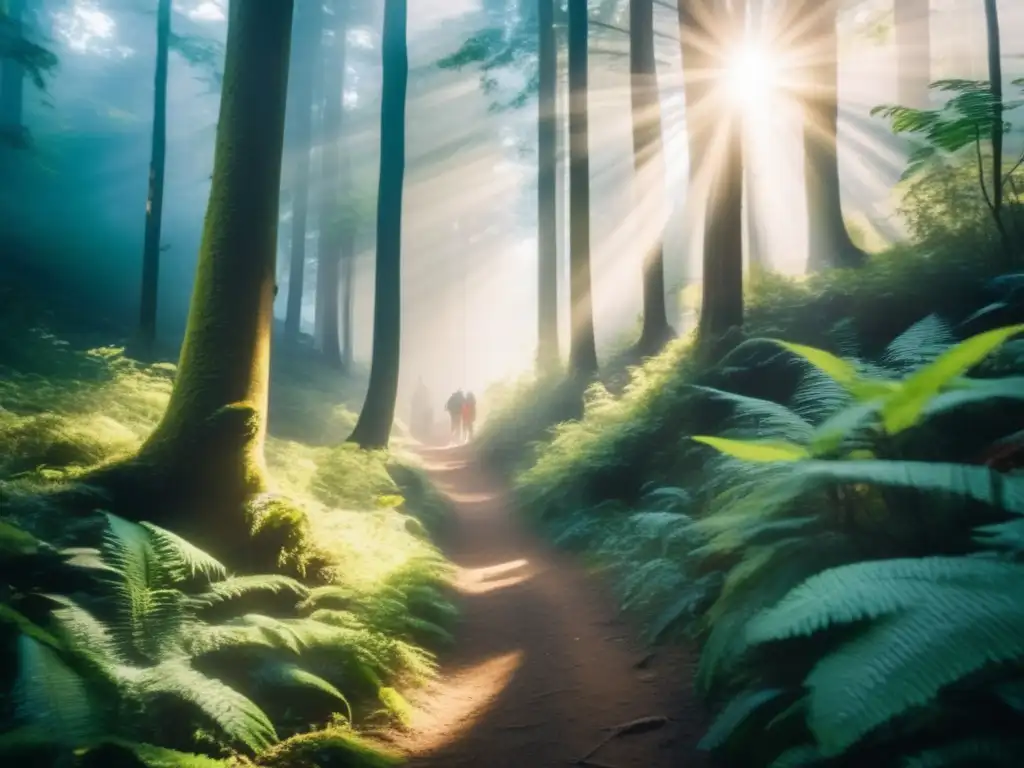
511,307 -> 1024,765
873,78 -> 1024,253
0,305 -> 457,768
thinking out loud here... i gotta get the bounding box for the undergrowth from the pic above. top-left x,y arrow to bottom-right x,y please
485,155 -> 1024,764
0,296 -> 456,767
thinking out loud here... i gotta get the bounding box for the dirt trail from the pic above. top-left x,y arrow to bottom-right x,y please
390,444 -> 709,768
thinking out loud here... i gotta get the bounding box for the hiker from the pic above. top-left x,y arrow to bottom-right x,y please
462,391 -> 477,442
445,389 -> 465,444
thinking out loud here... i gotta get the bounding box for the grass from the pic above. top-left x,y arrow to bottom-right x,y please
0,280 -> 456,768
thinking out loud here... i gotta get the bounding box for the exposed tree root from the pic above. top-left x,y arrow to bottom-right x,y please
573,715 -> 669,764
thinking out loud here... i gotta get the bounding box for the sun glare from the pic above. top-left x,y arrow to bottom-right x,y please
724,42 -> 779,109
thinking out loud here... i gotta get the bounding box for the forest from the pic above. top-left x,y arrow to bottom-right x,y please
1,0 -> 1023,767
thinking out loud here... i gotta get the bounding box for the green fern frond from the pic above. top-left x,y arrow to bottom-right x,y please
689,385 -> 815,442
697,532 -> 859,692
140,522 -> 228,583
298,585 -> 359,613
184,622 -> 280,657
132,660 -> 277,753
920,377 -> 1024,419
783,460 -> 1022,514
189,574 -> 309,611
700,687 -> 786,751
12,634 -> 100,746
974,518 -> 1024,556
746,556 -> 1024,643
0,604 -> 63,649
693,436 -> 810,462
881,324 -> 1024,434
48,594 -> 121,663
251,660 -> 353,721
882,314 -> 955,373
790,368 -> 853,424
773,341 -> 898,401
746,557 -> 1024,756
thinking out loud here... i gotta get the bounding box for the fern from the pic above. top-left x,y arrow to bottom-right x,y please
129,660 -> 277,753
11,634 -> 101,747
251,660 -> 353,722
746,558 -> 1024,756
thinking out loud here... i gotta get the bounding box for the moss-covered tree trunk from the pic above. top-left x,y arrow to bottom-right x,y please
894,0 -> 930,110
566,0 -> 598,380
284,0 -> 323,343
0,0 -> 25,141
317,0 -> 349,368
137,0 -> 171,353
81,0 -> 295,559
347,0 -> 407,450
630,0 -> 672,356
800,0 -> 865,272
536,0 -> 560,373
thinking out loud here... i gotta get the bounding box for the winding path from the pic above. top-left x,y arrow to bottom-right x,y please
389,444 -> 709,768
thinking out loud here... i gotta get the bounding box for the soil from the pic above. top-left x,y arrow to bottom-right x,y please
388,444 -> 710,768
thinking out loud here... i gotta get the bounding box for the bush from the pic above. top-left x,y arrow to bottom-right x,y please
0,300 -> 456,768
512,312 -> 1024,766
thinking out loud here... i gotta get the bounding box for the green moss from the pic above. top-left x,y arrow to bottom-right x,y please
256,728 -> 401,768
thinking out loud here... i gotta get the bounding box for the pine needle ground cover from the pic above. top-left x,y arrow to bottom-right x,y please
483,240 -> 1024,761
0,293 -> 456,768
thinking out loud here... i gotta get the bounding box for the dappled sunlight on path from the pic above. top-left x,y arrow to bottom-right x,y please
388,444 -> 709,768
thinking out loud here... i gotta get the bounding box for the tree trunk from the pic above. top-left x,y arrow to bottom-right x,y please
340,226 -> 355,370
984,0 -> 1003,219
284,0 -> 323,342
679,0 -> 744,342
0,0 -> 25,140
137,0 -> 171,353
347,0 -> 407,450
800,0 -> 865,272
894,0 -> 930,109
566,0 -> 598,379
536,0 -> 560,372
78,0 -> 295,563
630,0 -> 672,356
317,0 -> 349,368
677,0 -> 713,309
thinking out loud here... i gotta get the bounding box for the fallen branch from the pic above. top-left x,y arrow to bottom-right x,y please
573,715 -> 669,764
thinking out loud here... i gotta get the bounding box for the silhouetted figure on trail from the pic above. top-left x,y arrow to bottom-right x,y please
462,391 -> 477,442
445,389 -> 465,445
410,376 -> 433,442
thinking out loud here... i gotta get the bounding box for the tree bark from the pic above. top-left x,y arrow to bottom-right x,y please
0,0 -> 25,140
630,0 -> 672,356
984,0 -> 1003,219
347,0 -> 407,450
137,0 -> 171,353
894,0 -> 930,110
317,0 -> 349,368
78,0 -> 295,563
284,0 -> 323,342
677,0 -> 714,319
678,0 -> 744,342
536,0 -> 560,372
799,0 -> 865,272
566,0 -> 598,379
